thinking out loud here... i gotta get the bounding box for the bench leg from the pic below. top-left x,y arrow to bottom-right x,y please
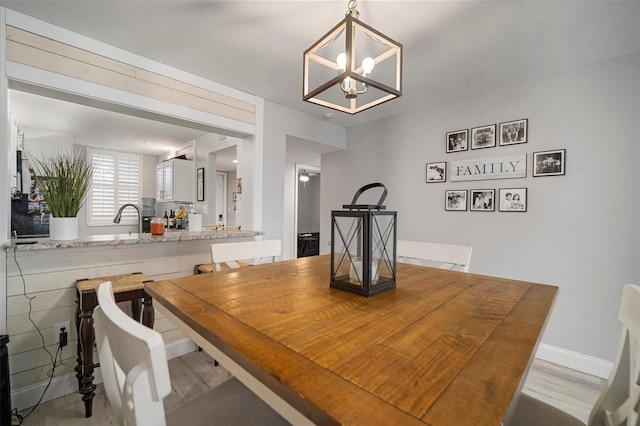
78,306 -> 97,418
142,296 -> 155,328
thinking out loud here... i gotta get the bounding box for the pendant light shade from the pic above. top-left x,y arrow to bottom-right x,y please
303,1 -> 402,115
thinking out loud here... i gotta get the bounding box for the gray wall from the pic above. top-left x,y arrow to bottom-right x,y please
261,101 -> 346,249
321,52 -> 640,363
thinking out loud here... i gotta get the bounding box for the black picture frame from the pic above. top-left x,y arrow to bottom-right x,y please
445,190 -> 467,211
470,189 -> 495,211
498,188 -> 527,212
533,149 -> 566,177
197,167 -> 205,201
499,119 -> 528,146
446,129 -> 469,153
426,161 -> 447,183
471,125 -> 497,150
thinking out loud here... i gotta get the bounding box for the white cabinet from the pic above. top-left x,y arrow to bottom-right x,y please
156,159 -> 194,202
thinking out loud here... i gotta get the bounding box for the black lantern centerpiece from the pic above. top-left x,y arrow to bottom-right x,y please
330,183 -> 396,296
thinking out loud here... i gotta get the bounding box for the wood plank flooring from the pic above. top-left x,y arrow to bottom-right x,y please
14,352 -> 605,425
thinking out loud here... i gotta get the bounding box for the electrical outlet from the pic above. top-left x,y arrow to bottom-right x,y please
54,321 -> 70,347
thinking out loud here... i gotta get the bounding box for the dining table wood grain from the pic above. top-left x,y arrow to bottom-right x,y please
145,254 -> 557,426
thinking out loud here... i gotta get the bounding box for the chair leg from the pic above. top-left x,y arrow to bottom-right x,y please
131,298 -> 142,323
142,296 -> 155,328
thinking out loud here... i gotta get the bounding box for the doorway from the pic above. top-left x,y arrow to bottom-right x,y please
215,172 -> 227,225
296,164 -> 320,258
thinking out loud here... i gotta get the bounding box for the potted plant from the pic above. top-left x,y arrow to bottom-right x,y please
30,150 -> 93,240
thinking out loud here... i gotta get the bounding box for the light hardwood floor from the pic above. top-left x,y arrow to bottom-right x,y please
14,352 -> 605,425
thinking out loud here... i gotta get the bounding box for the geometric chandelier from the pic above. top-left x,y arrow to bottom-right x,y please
303,0 -> 403,115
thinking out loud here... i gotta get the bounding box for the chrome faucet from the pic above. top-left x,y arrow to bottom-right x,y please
113,203 -> 143,235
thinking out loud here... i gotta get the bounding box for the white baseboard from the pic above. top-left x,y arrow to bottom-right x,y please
535,343 -> 613,379
10,338 -> 197,412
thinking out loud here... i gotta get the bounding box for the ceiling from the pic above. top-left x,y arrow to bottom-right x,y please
3,1 -> 639,154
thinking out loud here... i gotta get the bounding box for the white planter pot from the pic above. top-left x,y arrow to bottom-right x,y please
49,217 -> 79,241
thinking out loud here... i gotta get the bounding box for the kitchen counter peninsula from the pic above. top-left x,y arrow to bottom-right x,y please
4,229 -> 263,251
4,229 -> 262,395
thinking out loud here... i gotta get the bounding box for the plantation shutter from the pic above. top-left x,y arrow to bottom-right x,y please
87,149 -> 142,226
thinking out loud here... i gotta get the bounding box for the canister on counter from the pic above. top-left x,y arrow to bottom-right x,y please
150,217 -> 165,235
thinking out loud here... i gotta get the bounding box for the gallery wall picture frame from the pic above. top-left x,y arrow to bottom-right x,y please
196,167 -> 205,201
471,125 -> 497,150
446,129 -> 469,153
498,188 -> 527,212
426,161 -> 447,183
533,149 -> 566,177
445,190 -> 468,211
499,119 -> 528,146
470,189 -> 495,211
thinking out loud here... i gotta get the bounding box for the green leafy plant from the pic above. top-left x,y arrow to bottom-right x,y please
30,150 -> 93,218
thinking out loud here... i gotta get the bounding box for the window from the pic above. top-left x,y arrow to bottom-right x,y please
87,148 -> 142,226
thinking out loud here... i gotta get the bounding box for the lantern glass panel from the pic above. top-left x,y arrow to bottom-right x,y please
332,215 -> 365,289
371,213 -> 395,287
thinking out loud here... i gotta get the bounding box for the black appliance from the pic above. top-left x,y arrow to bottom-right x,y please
297,233 -> 319,258
142,216 -> 153,233
1,335 -> 11,426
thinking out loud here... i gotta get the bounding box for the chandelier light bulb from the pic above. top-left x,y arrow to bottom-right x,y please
361,57 -> 375,76
336,53 -> 347,72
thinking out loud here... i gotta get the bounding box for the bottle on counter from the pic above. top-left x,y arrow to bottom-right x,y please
169,210 -> 175,229
163,211 -> 169,229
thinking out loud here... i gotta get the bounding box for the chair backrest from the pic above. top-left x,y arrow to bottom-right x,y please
588,283 -> 640,426
210,239 -> 282,272
396,240 -> 472,272
93,282 -> 171,426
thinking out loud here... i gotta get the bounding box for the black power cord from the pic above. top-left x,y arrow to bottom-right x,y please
10,250 -> 67,425
11,345 -> 63,425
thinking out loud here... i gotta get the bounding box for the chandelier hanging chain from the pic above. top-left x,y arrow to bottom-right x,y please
346,0 -> 359,17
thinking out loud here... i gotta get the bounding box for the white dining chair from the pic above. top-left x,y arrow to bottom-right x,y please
93,281 -> 290,426
210,239 -> 282,272
508,283 -> 640,426
196,240 -> 282,274
396,240 -> 472,272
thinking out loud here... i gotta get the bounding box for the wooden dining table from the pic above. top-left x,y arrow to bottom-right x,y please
145,254 -> 557,426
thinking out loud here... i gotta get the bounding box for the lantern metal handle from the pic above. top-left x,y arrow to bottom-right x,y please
343,182 -> 387,210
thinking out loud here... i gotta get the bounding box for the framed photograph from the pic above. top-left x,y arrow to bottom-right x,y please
470,189 -> 495,211
533,149 -> 566,177
499,188 -> 527,212
446,130 -> 468,153
426,161 -> 446,183
471,125 -> 497,150
236,177 -> 243,194
445,190 -> 467,211
197,168 -> 205,201
499,119 -> 528,146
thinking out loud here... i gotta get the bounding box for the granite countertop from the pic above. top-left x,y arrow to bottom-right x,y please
4,229 -> 263,251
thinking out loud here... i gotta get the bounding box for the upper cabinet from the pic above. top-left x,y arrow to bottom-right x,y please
156,159 -> 194,202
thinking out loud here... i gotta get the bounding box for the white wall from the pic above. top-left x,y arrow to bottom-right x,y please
226,170 -> 237,226
321,52 -> 640,366
1,7 -> 9,333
